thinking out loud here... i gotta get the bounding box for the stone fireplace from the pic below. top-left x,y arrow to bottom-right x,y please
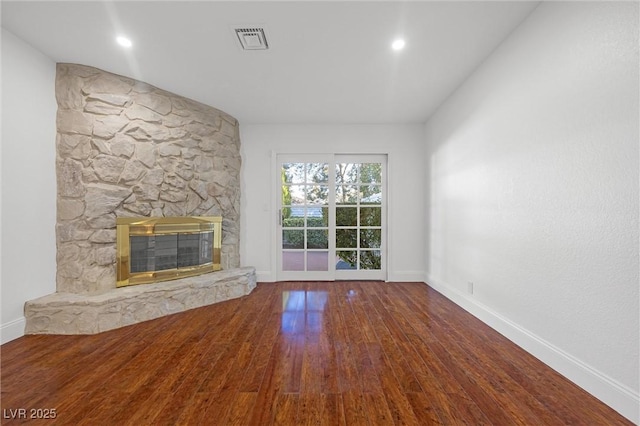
24,64 -> 255,334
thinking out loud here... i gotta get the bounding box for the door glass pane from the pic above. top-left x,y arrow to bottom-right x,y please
360,185 -> 381,204
307,163 -> 329,183
283,251 -> 304,271
307,251 -> 328,271
283,214 -> 303,228
360,207 -> 381,226
360,163 -> 382,184
336,207 -> 357,226
307,229 -> 328,249
336,229 -> 357,248
360,229 -> 381,249
289,206 -> 306,220
283,230 -> 304,249
281,186 -> 292,210
360,250 -> 381,270
282,163 -> 305,184
336,163 -> 358,183
307,207 -> 328,227
336,251 -> 357,269
336,185 -> 358,204
306,185 -> 329,205
288,185 -> 305,205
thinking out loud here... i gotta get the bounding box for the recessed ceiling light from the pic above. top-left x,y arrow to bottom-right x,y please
392,39 -> 405,51
116,36 -> 132,48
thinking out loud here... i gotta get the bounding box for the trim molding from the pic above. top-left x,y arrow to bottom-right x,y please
387,271 -> 425,282
424,274 -> 639,424
256,271 -> 276,283
1,317 -> 25,344
256,270 -> 425,284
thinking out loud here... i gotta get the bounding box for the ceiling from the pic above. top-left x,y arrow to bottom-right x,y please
1,1 -> 539,124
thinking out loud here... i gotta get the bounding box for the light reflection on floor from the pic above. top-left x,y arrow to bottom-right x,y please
281,290 -> 328,334
346,289 -> 358,302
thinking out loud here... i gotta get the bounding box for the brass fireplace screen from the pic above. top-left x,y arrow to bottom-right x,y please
116,216 -> 222,287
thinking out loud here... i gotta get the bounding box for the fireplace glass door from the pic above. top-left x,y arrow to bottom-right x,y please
116,216 -> 222,287
129,231 -> 214,273
277,154 -> 386,281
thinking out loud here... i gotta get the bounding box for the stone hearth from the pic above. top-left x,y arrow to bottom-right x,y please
25,267 -> 256,335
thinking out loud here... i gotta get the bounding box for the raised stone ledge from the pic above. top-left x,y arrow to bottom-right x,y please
25,267 -> 256,335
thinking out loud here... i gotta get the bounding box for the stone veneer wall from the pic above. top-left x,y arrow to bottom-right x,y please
56,64 -> 241,293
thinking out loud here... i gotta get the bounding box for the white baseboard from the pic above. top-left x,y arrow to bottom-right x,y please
255,271 -> 275,283
258,271 -> 426,283
387,271 -> 425,282
1,316 -> 25,344
425,274 -> 639,425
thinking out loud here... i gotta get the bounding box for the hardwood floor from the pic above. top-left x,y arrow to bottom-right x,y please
1,281 -> 632,425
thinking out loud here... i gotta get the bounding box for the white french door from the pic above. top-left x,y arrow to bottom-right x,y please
276,154 -> 387,281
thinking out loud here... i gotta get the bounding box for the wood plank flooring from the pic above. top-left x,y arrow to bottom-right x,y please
0,281 -> 632,425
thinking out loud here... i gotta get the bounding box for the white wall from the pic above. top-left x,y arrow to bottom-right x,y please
241,124 -> 425,282
424,2 -> 639,422
1,29 -> 57,343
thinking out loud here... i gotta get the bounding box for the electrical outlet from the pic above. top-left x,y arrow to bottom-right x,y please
467,281 -> 474,295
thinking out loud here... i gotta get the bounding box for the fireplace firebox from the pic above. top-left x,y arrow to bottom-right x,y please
116,216 -> 222,287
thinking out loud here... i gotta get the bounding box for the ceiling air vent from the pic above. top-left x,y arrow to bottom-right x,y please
234,27 -> 269,50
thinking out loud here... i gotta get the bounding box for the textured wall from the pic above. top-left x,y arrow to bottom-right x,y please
423,1 -> 638,420
56,64 -> 241,293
